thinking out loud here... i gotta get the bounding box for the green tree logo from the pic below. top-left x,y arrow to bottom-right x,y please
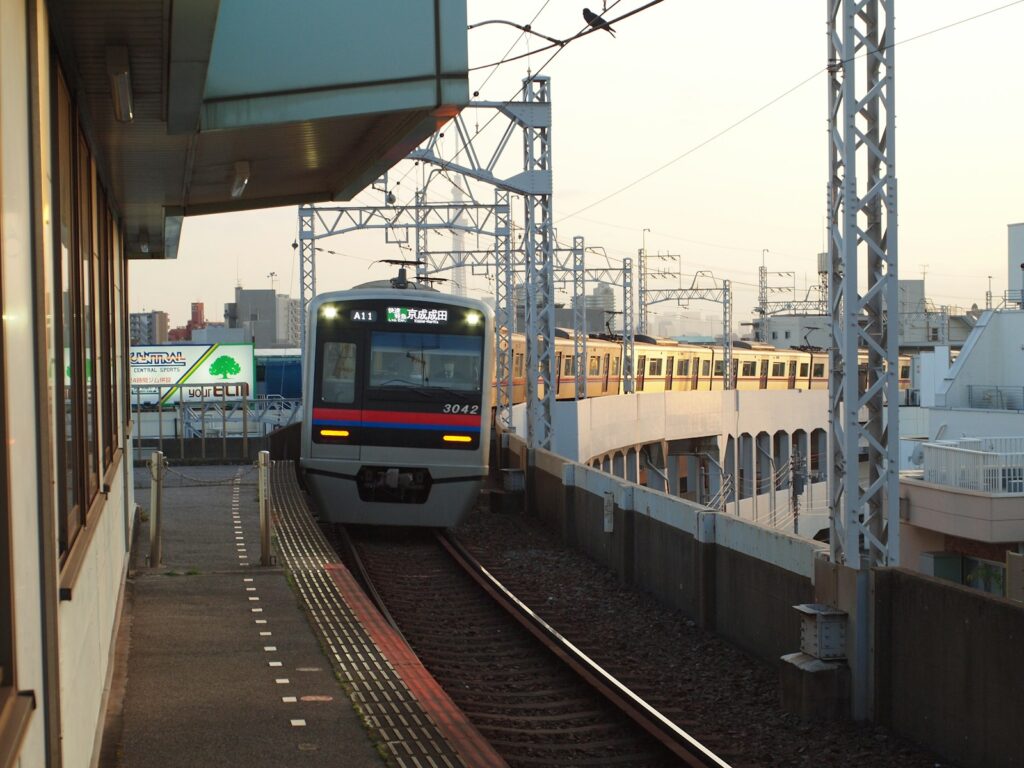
209,355 -> 241,379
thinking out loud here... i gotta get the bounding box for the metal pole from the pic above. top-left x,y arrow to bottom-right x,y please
221,389 -> 227,459
258,451 -> 272,566
149,450 -> 164,567
178,397 -> 185,459
242,393 -> 249,460
200,388 -> 206,459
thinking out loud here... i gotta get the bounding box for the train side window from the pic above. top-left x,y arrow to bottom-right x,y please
589,356 -> 600,375
612,357 -> 620,375
812,363 -> 825,378
514,353 -> 524,377
677,358 -> 688,376
713,361 -> 724,377
800,362 -> 809,377
702,360 -> 711,376
771,362 -> 786,376
564,357 -> 574,376
741,361 -> 756,376
320,342 -> 357,403
649,358 -> 662,376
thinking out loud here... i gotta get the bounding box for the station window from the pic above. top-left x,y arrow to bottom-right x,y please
900,365 -> 910,380
51,67 -> 122,560
784,331 -> 791,339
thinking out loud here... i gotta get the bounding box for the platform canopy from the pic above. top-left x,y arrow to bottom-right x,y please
50,0 -> 468,258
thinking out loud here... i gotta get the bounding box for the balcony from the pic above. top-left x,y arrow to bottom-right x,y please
900,437 -> 1024,543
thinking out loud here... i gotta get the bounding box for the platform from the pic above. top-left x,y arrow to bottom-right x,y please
100,463 -> 502,768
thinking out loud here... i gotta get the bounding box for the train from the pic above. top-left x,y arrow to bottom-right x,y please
506,333 -> 911,401
300,275 -> 911,529
300,273 -> 494,528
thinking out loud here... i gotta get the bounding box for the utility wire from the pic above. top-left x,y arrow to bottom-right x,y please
560,0 -> 1024,223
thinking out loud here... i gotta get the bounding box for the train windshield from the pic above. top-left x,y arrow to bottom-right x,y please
367,331 -> 482,394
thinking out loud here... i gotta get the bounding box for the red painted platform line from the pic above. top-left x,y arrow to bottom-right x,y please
324,563 -> 508,768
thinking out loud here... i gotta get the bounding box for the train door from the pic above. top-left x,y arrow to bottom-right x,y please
602,353 -> 610,393
637,355 -> 646,391
759,359 -> 768,389
788,360 -> 797,389
555,351 -> 563,395
691,356 -> 700,389
666,355 -> 674,390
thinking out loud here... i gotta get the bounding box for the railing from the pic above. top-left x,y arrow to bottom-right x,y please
130,385 -> 301,462
967,385 -> 1024,411
921,438 -> 1024,494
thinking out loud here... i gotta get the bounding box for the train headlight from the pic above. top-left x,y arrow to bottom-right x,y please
465,311 -> 481,326
321,306 -> 338,319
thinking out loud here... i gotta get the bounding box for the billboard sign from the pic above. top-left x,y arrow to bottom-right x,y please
130,343 -> 255,405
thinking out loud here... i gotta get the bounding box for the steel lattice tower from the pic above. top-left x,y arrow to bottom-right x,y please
827,0 -> 899,719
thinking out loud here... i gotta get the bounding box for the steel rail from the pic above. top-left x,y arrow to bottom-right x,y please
437,531 -> 731,768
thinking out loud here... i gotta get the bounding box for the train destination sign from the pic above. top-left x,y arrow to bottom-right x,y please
130,342 -> 255,405
387,306 -> 449,325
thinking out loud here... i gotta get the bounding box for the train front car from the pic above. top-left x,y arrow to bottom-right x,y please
301,288 -> 494,528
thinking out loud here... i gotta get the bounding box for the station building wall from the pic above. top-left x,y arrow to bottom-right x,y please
1,2 -> 134,764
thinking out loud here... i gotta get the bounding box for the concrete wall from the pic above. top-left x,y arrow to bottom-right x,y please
513,435 -> 825,664
938,310 -> 1024,407
874,568 -> 1024,768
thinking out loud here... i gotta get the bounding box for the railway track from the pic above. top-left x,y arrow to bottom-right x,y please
328,525 -> 729,768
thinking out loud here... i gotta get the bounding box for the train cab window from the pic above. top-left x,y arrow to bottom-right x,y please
369,332 -> 482,392
677,358 -> 688,376
771,362 -> 786,376
319,342 -> 357,403
702,360 -> 711,376
741,361 -> 756,376
800,362 -> 809,378
812,363 -> 825,378
649,358 -> 662,376
589,356 -> 600,375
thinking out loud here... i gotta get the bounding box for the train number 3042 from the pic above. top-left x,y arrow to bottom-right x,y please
442,403 -> 480,415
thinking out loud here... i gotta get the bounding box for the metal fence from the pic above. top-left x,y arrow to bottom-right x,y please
967,385 -> 1024,411
922,438 -> 1024,494
130,385 -> 301,462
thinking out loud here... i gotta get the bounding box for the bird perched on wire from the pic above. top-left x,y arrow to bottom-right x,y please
583,7 -> 616,37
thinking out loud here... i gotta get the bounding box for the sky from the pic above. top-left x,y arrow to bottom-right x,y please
130,0 -> 1024,333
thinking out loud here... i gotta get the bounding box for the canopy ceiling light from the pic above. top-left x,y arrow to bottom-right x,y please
231,160 -> 250,198
106,46 -> 133,122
